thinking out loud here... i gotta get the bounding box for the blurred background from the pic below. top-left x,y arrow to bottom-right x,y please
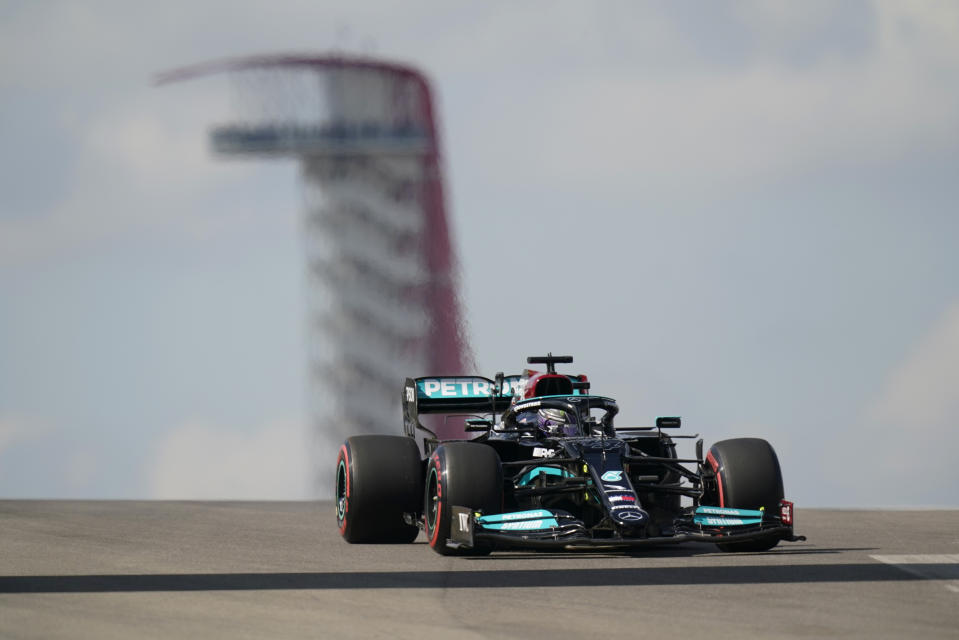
1,1 -> 957,506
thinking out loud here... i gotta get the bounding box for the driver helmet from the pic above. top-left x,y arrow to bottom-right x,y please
537,408 -> 578,437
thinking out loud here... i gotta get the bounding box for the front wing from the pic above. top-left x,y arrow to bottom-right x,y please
446,506 -> 805,551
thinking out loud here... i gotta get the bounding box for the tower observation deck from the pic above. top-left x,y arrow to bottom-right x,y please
157,55 -> 471,491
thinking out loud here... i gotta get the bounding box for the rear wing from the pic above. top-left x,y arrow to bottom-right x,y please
403,375 -> 522,438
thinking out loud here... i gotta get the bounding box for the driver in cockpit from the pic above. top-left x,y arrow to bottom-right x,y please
516,407 -> 580,438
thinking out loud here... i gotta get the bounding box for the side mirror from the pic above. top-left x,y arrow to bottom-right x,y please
494,372 -> 504,396
656,416 -> 681,429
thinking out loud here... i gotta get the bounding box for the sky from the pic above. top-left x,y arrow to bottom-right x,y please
1,1 -> 957,506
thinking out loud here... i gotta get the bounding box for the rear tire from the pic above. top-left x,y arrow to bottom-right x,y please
705,437 -> 784,552
425,442 -> 503,556
335,435 -> 422,543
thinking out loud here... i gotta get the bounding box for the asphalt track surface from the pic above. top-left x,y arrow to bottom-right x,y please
1,502 -> 957,639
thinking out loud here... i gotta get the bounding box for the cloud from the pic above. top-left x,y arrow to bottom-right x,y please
868,303 -> 959,426
6,2 -> 957,265
0,415 -> 50,454
0,79 -> 263,267
849,303 -> 959,505
448,2 -> 959,201
148,418 -> 312,499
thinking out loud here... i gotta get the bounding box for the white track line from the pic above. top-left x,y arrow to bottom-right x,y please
871,555 -> 959,593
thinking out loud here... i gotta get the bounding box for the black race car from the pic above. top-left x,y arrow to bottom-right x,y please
335,354 -> 804,555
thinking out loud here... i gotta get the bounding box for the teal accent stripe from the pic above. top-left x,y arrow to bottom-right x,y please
481,518 -> 559,531
694,516 -> 763,526
516,466 -> 572,486
694,506 -> 764,518
478,509 -> 553,524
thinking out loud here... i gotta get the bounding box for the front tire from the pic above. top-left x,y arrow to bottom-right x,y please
425,442 -> 503,556
335,435 -> 422,543
705,437 -> 785,552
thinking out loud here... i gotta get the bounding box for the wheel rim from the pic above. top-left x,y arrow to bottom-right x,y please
335,459 -> 347,523
426,466 -> 439,532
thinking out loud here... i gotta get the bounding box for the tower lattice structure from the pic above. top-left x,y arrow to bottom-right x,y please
158,55 -> 471,490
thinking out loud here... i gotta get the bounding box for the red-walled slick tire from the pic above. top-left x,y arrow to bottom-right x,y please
424,442 -> 503,556
335,435 -> 422,543
705,437 -> 785,552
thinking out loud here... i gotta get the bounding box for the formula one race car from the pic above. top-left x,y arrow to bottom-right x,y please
335,354 -> 804,555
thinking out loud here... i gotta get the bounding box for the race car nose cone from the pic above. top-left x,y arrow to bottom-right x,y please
611,506 -> 649,527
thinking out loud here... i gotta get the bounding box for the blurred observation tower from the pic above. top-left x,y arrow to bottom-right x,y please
157,55 -> 471,490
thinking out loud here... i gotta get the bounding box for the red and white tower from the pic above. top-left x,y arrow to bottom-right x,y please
158,55 -> 471,489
